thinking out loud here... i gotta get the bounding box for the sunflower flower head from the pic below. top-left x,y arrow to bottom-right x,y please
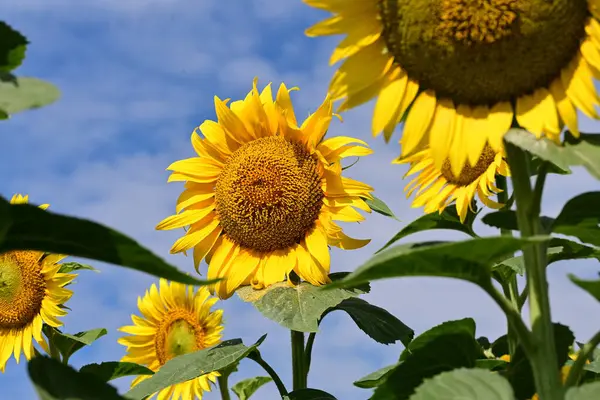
156,78 -> 374,299
0,194 -> 76,372
305,0 -> 600,175
118,279 -> 224,400
396,144 -> 510,222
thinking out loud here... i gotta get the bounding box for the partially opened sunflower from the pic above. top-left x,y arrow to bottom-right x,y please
157,79 -> 373,299
305,0 -> 600,179
119,279 -> 223,399
0,194 -> 76,372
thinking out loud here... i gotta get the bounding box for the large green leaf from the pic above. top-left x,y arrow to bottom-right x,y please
547,238 -> 600,264
408,368 -> 514,400
0,22 -> 28,72
79,362 -> 154,382
0,77 -> 60,116
372,319 -> 482,399
58,262 -> 99,274
552,192 -> 600,247
327,237 -> 545,291
504,129 -> 573,173
324,297 -> 414,346
232,376 -> 272,400
283,389 -> 337,400
506,323 -> 574,400
366,195 -> 400,221
377,205 -> 476,254
569,274 -> 600,302
564,133 -> 600,180
126,335 -> 266,400
566,381 -> 600,400
43,326 -> 107,362
0,200 -> 214,285
28,356 -> 126,400
236,281 -> 366,332
481,210 -> 555,233
474,359 -> 508,370
354,363 -> 399,389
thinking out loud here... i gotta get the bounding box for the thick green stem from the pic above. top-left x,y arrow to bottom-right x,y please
291,330 -> 307,390
218,374 -> 231,400
496,175 -> 520,357
565,330 -> 600,388
247,351 -> 289,397
505,143 -> 562,400
304,332 -> 316,376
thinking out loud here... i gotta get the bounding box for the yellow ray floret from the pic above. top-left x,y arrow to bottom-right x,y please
157,78 -> 374,299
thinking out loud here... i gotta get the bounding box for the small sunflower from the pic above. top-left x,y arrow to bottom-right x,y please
118,279 -> 224,400
397,144 -> 510,222
0,194 -> 75,372
156,79 -> 373,299
305,0 -> 600,178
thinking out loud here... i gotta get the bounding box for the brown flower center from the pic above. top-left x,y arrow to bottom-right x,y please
441,145 -> 497,185
0,251 -> 46,330
379,0 -> 589,105
154,309 -> 206,365
215,136 -> 324,253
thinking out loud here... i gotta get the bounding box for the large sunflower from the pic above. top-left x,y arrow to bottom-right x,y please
397,144 -> 510,222
118,279 -> 223,400
305,0 -> 600,177
156,79 -> 373,299
0,194 -> 75,372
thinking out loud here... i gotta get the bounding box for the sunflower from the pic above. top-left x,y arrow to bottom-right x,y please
0,194 -> 75,372
305,0 -> 600,178
118,279 -> 224,400
156,79 -> 373,299
396,144 -> 510,222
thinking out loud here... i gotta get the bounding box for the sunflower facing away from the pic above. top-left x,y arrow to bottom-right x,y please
156,79 -> 373,299
305,0 -> 600,179
118,279 -> 223,400
0,194 -> 76,372
397,144 -> 510,222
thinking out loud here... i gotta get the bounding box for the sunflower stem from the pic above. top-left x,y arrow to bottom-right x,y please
217,373 -> 231,400
247,351 -> 289,397
304,332 -> 317,376
505,142 -> 562,400
291,330 -> 307,390
565,330 -> 600,388
496,175 -> 520,357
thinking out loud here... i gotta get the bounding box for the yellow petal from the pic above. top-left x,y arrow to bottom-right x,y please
549,78 -> 579,137
401,90 -> 436,156
304,225 -> 330,273
156,208 -> 214,231
372,69 -> 407,137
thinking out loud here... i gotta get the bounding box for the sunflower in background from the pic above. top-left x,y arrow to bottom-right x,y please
156,79 -> 373,299
118,279 -> 223,400
0,194 -> 76,372
304,0 -> 600,180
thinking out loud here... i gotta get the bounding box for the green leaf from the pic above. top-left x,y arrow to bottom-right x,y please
564,133 -> 600,180
377,205 -> 476,254
491,335 -> 509,358
493,246 -> 564,276
236,281 -> 365,332
43,326 -> 107,361
530,157 -> 571,175
283,389 -> 337,400
353,363 -> 399,389
126,335 -> 267,400
566,381 -> 600,400
373,319 -> 482,399
58,262 -> 99,274
0,77 -> 60,116
481,210 -> 555,232
474,359 -> 508,370
79,362 -> 154,382
547,238 -> 600,264
327,237 -> 546,291
506,323 -> 574,399
408,368 -> 514,400
231,376 -> 272,400
504,128 -> 573,173
329,272 -> 371,293
28,355 -> 127,400
552,192 -> 600,247
569,274 -> 600,302
366,195 -> 400,221
0,22 -> 28,72
0,200 -> 215,285
324,297 -> 414,346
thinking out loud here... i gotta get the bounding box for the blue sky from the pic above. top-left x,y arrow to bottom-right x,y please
1,1 -> 599,399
